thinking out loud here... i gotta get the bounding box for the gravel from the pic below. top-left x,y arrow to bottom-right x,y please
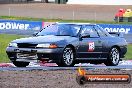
0,69 -> 131,88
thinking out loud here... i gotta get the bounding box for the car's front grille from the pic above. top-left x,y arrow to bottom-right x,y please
17,43 -> 37,48
17,53 -> 38,59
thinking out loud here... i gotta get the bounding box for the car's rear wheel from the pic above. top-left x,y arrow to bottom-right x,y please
12,61 -> 30,67
105,47 -> 120,66
57,47 -> 75,67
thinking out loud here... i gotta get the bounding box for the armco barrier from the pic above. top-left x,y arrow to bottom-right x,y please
0,20 -> 42,30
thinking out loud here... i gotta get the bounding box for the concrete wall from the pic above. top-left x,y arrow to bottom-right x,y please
67,0 -> 132,5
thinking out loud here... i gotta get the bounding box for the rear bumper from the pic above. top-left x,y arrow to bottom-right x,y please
6,47 -> 64,62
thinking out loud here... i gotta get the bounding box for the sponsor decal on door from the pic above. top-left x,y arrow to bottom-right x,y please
88,42 -> 95,52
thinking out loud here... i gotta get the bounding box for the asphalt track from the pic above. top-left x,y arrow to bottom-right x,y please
0,65 -> 132,71
0,60 -> 132,71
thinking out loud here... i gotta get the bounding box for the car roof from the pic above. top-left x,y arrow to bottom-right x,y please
55,22 -> 96,26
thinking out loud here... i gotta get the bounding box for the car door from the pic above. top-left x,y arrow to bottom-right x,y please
94,25 -> 109,58
77,25 -> 103,58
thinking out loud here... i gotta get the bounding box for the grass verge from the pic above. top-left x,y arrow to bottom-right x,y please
0,34 -> 132,63
1,16 -> 132,24
125,44 -> 132,60
0,34 -> 24,62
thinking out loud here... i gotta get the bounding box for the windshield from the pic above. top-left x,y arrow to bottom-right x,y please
37,24 -> 81,36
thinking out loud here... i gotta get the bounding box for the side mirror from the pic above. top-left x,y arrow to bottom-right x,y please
32,32 -> 38,36
80,33 -> 90,38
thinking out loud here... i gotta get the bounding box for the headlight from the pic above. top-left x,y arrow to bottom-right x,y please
36,44 -> 50,48
9,43 -> 17,47
36,44 -> 58,48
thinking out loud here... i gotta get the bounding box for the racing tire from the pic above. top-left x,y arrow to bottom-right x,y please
12,61 -> 30,67
104,47 -> 120,66
57,46 -> 75,67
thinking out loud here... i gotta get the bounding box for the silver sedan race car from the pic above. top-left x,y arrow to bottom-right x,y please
6,23 -> 127,67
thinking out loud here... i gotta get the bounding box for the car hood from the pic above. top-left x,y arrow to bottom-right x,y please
12,35 -> 76,44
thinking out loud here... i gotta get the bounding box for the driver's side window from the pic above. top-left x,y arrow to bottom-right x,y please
81,26 -> 99,38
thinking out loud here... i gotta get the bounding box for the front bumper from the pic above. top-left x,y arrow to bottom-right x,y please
6,47 -> 64,62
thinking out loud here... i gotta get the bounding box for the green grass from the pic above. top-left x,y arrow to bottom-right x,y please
0,34 -> 24,63
1,15 -> 132,25
125,44 -> 132,60
0,34 -> 132,63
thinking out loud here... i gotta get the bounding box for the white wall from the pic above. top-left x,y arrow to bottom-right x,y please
67,0 -> 132,5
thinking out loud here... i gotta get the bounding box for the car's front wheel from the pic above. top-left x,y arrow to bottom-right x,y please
105,47 -> 120,66
57,47 -> 75,67
12,61 -> 30,67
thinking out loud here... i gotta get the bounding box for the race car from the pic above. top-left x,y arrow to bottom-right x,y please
6,23 -> 127,67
